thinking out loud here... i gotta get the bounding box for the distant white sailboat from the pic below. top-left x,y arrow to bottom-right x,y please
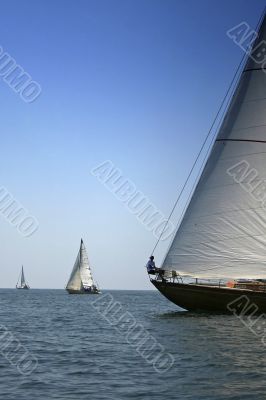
16,266 -> 30,289
66,239 -> 100,294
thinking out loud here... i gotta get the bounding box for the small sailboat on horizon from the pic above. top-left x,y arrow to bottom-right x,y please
16,266 -> 30,290
66,239 -> 100,294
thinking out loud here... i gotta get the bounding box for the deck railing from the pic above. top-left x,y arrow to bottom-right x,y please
149,270 -> 266,292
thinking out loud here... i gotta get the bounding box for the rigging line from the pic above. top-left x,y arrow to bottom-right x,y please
151,44 -> 246,255
162,79 -> 261,265
160,120 -> 223,267
151,7 -> 266,257
162,38 -> 255,256
158,82 -> 237,264
162,130 -> 218,256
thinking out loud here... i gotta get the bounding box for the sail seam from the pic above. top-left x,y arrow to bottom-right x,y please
244,68 -> 266,72
185,204 -> 266,221
216,138 -> 266,144
177,231 -> 266,247
220,151 -> 266,161
225,123 -> 266,132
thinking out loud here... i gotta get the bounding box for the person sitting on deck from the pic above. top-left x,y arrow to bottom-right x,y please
146,256 -> 156,275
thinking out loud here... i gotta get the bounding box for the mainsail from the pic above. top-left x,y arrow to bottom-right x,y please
66,239 -> 95,291
21,266 -> 25,286
163,14 -> 266,279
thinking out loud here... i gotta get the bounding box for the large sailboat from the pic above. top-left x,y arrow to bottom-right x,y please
66,239 -> 100,294
150,12 -> 266,313
16,266 -> 30,289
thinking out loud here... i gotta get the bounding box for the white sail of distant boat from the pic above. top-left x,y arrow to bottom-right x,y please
66,239 -> 100,294
16,266 -> 30,289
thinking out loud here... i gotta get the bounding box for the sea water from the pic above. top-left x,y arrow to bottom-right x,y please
0,289 -> 264,400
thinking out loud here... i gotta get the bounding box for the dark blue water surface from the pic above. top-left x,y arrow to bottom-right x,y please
0,289 -> 265,400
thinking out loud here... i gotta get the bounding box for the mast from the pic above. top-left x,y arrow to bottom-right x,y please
79,239 -> 95,288
162,13 -> 266,279
21,266 -> 25,286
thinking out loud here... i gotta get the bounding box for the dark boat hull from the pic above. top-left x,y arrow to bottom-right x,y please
16,287 -> 30,290
66,288 -> 100,294
152,280 -> 266,313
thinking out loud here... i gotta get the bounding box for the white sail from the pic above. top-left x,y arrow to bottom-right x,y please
66,252 -> 83,291
79,241 -> 94,288
21,266 -> 25,286
66,240 -> 95,290
163,15 -> 266,279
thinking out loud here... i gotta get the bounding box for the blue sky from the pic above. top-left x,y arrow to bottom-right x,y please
0,0 -> 265,289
